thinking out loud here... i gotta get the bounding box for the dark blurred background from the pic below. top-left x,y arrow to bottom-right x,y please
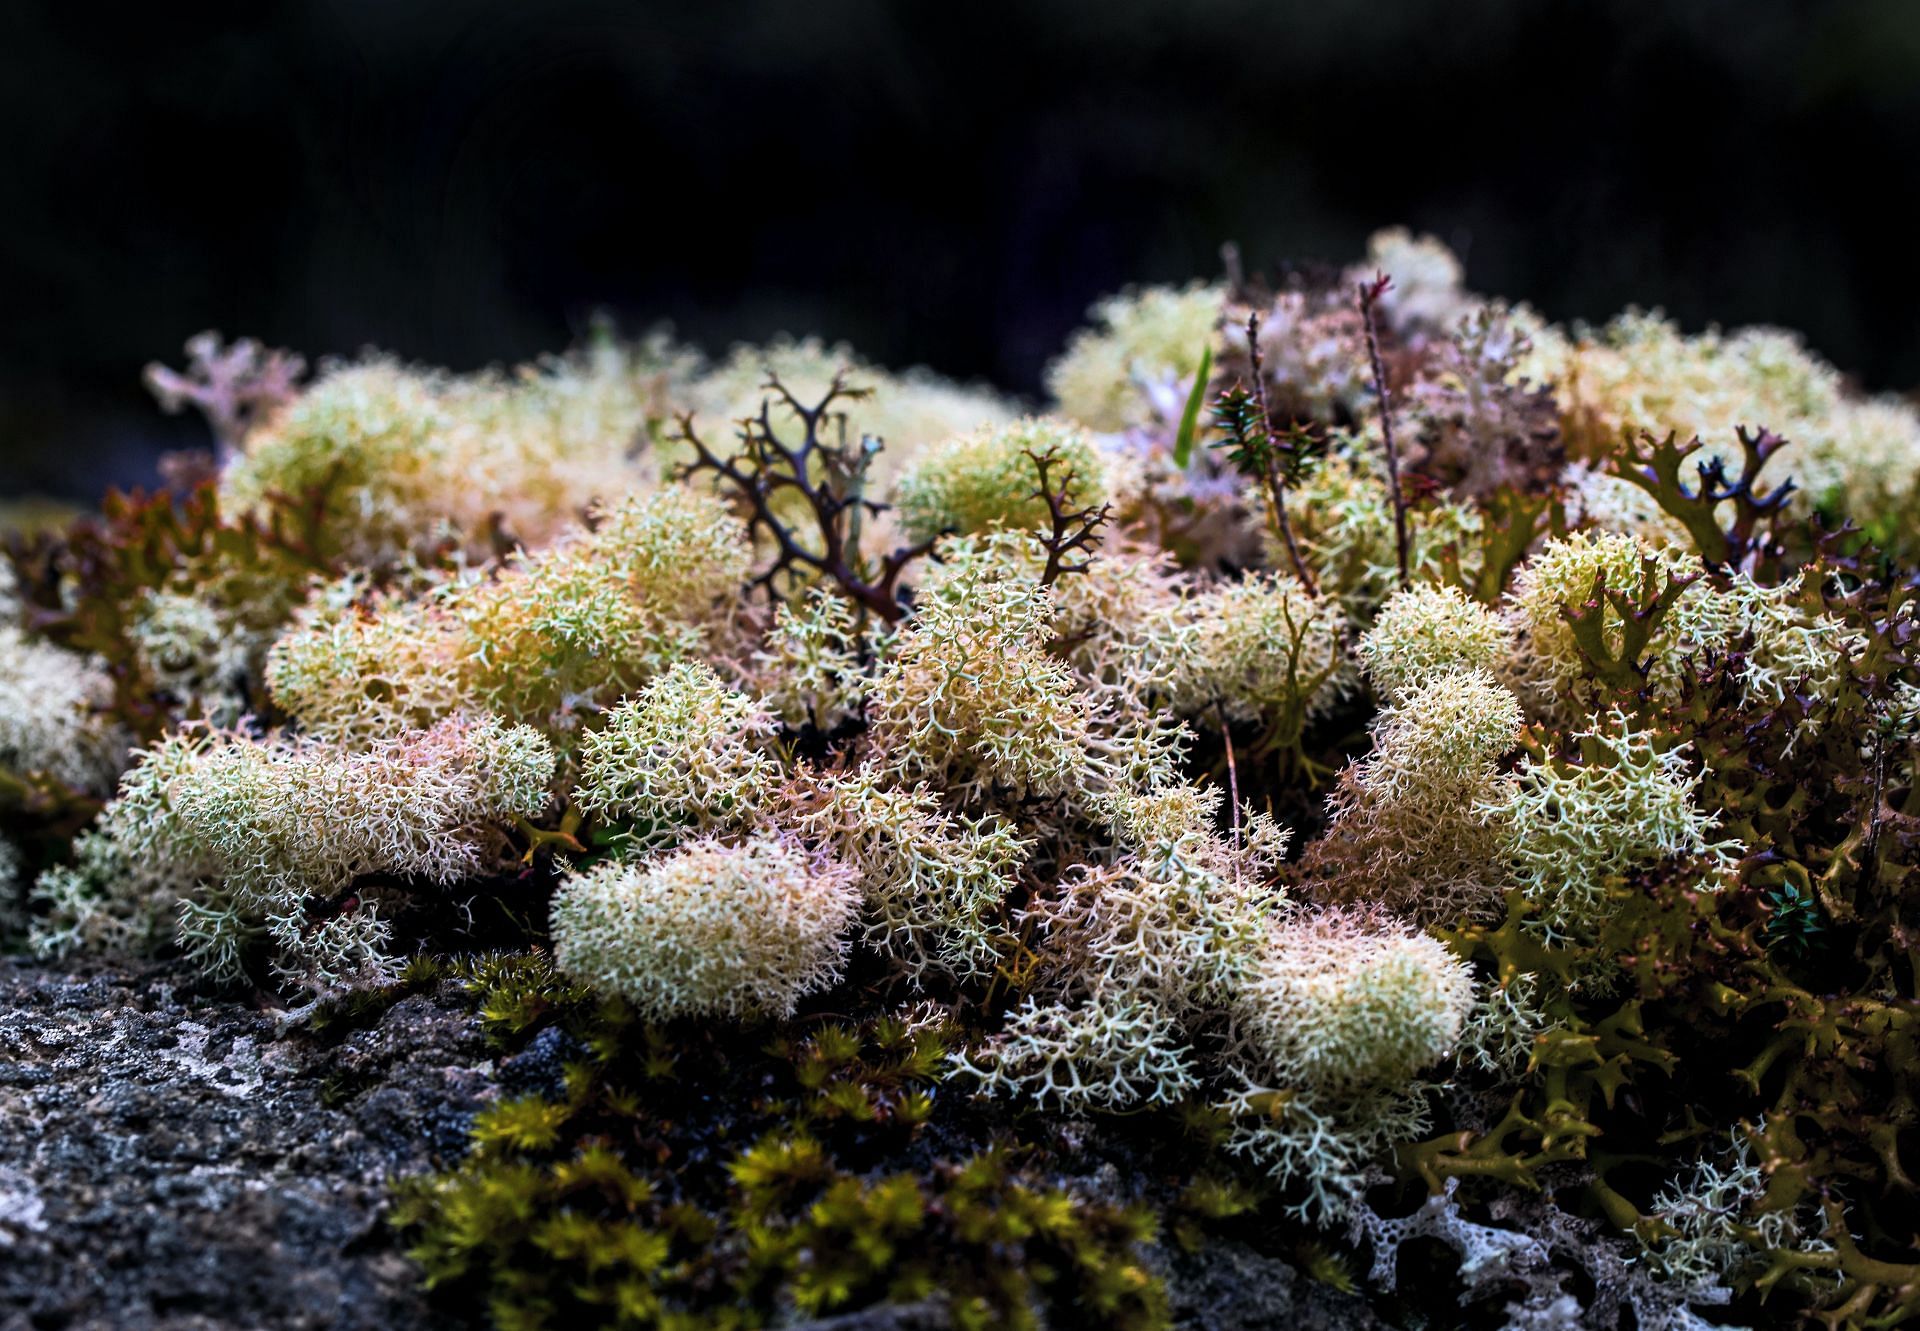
4,0 -> 1918,499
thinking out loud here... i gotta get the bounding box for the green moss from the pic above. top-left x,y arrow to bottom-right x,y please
392,955 -> 1172,1330
307,953 -> 453,1039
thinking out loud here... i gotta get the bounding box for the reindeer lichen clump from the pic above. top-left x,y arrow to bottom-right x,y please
549,834 -> 861,1020
7,227 -> 1920,1330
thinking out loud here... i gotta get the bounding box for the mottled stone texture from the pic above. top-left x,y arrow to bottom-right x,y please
1164,1241 -> 1385,1331
0,959 -> 491,1331
0,958 -> 1386,1331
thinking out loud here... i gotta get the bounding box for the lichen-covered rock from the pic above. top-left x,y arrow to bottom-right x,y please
0,958 -> 492,1331
1162,1241 -> 1386,1331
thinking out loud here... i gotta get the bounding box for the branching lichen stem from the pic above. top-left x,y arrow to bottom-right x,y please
1244,312 -> 1317,594
1357,274 -> 1411,587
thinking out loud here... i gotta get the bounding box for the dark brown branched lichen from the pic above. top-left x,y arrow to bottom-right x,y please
673,372 -> 934,624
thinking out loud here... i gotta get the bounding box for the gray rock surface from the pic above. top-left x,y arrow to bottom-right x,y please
1166,1240 -> 1386,1331
0,956 -> 1390,1330
0,958 -> 491,1331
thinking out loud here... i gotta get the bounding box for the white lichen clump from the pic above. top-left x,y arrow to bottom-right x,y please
0,627 -> 123,794
549,835 -> 860,1020
575,663 -> 778,848
1237,908 -> 1475,1096
893,415 -> 1109,542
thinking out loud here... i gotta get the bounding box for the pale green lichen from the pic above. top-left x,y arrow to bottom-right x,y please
1236,906 -> 1474,1097
1315,667 -> 1522,920
574,662 -> 777,850
892,415 -> 1109,543
549,834 -> 860,1021
128,589 -> 257,727
224,339 -> 685,566
31,728 -> 233,959
1482,709 -> 1738,943
866,546 -> 1095,801
1358,582 -> 1513,705
37,717 -> 552,991
1171,573 -> 1353,726
265,485 -> 753,740
0,626 -> 124,795
1045,282 -> 1223,432
750,588 -> 867,732
1278,444 -> 1485,616
448,487 -> 754,731
787,767 -> 1029,984
950,991 -> 1200,1111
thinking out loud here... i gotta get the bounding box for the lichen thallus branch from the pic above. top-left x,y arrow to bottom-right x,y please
1212,313 -> 1321,595
673,372 -> 932,624
1357,272 -> 1412,587
675,373 -> 1111,623
1023,444 -> 1112,587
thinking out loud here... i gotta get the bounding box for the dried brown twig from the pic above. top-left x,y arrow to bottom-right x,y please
1024,446 -> 1112,587
1212,313 -> 1322,594
1357,274 -> 1411,587
674,371 -> 934,624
